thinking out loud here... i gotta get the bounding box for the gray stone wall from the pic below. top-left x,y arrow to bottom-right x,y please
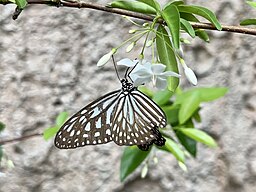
0,0 -> 256,191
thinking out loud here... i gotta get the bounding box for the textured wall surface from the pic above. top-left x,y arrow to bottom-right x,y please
0,0 -> 256,192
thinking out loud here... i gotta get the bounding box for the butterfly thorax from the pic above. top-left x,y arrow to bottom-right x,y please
121,79 -> 134,93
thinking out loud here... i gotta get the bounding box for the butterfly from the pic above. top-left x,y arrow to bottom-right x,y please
54,60 -> 167,151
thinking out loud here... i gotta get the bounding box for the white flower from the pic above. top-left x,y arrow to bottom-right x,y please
180,59 -> 197,85
117,58 -> 180,90
97,49 -> 116,67
117,58 -> 137,67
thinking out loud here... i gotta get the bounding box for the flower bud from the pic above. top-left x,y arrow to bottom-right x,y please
97,49 -> 116,67
184,65 -> 197,85
126,42 -> 136,53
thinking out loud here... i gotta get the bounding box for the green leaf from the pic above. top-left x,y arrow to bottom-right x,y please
179,128 -> 217,147
178,91 -> 200,124
195,29 -> 210,42
180,12 -> 210,42
136,0 -> 161,12
247,1 -> 256,8
175,87 -> 228,123
15,0 -> 27,9
43,126 -> 59,141
56,111 -> 68,127
178,5 -> 222,30
162,4 -> 180,48
196,87 -> 228,102
164,0 -> 184,9
180,18 -> 195,38
240,19 -> 256,26
109,0 -> 156,14
175,130 -> 197,157
156,25 -> 179,92
161,138 -> 185,163
162,105 -> 179,125
138,86 -> 154,98
0,122 -> 5,132
193,108 -> 201,122
120,146 -> 149,181
152,89 -> 173,106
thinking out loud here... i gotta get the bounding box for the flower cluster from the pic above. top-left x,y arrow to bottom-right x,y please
97,50 -> 198,89
117,58 -> 181,90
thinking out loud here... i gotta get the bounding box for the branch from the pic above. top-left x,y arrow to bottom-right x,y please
1,0 -> 256,36
0,132 -> 42,145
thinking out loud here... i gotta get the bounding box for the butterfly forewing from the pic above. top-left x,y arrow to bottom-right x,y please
55,90 -> 121,149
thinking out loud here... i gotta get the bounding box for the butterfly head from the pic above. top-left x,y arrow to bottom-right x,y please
121,79 -> 134,92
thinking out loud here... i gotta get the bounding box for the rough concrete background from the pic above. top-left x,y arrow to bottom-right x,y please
0,0 -> 256,191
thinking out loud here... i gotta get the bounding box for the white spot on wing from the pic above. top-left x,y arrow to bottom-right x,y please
70,130 -> 75,137
85,122 -> 91,131
106,129 -> 111,135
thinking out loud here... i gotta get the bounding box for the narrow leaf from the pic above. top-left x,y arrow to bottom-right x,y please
120,146 -> 149,181
162,105 -> 179,126
15,0 -> 27,9
162,4 -> 180,48
175,130 -> 197,157
43,126 -> 59,141
136,0 -> 161,12
162,138 -> 185,163
56,112 -> 68,127
196,87 -> 228,102
179,91 -> 200,124
180,18 -> 195,37
180,12 -> 210,42
247,1 -> 256,8
156,25 -> 179,92
109,0 -> 156,14
240,19 -> 256,26
178,5 -> 222,30
179,128 -> 217,147
0,122 -> 5,132
195,29 -> 210,42
152,89 -> 173,106
138,86 -> 154,98
164,0 -> 184,9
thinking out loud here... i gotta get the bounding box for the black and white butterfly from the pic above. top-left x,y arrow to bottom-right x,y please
55,60 -> 167,151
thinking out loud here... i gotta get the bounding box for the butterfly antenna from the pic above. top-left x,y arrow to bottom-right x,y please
126,60 -> 139,81
112,55 -> 121,81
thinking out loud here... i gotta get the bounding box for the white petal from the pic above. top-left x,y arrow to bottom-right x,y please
184,66 -> 197,85
155,77 -> 167,90
130,64 -> 152,77
97,49 -> 116,67
151,64 -> 166,75
161,71 -> 181,78
117,58 -> 136,67
133,77 -> 151,86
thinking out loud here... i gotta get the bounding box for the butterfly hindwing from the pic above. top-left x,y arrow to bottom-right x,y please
111,88 -> 167,146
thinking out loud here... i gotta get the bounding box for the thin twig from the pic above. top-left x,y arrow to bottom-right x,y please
1,0 -> 256,36
0,132 -> 43,145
